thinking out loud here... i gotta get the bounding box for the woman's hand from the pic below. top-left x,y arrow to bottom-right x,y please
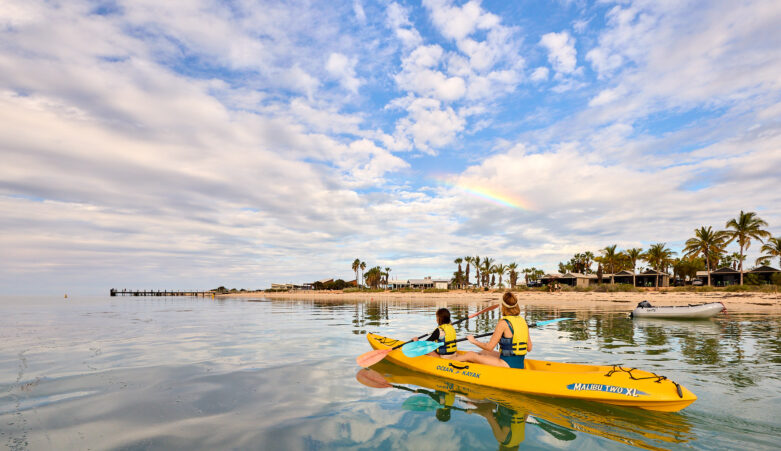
411,337 -> 419,341
467,334 -> 476,344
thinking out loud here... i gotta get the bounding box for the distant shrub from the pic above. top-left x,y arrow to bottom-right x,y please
723,284 -> 754,292
772,273 -> 781,286
424,288 -> 449,293
744,274 -> 761,285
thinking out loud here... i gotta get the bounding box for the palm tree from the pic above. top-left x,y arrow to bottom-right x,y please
583,251 -> 595,274
683,226 -> 728,287
474,256 -> 481,288
494,263 -> 507,288
644,243 -> 676,289
352,259 -> 360,287
759,237 -> 781,267
482,258 -> 494,287
454,258 -> 463,288
464,256 -> 472,287
725,211 -> 770,285
626,247 -> 643,287
360,261 -> 366,288
384,266 -> 391,288
364,266 -> 383,289
601,244 -> 619,284
507,262 -> 518,289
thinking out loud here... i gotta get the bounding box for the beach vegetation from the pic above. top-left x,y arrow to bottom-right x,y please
507,262 -> 519,288
683,227 -> 728,286
744,273 -> 761,285
363,266 -> 384,289
352,259 -> 361,288
724,211 -> 771,285
644,243 -> 676,289
758,237 -> 781,268
626,248 -> 644,286
494,263 -> 507,288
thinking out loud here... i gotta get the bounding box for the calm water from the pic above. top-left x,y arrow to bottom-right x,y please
1,296 -> 780,450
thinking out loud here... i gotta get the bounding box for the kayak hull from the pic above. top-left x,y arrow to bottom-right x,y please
631,302 -> 724,319
366,333 -> 696,412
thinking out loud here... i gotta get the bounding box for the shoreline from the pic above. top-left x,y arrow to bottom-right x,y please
220,289 -> 781,312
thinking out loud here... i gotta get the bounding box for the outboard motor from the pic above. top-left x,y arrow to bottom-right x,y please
637,300 -> 652,308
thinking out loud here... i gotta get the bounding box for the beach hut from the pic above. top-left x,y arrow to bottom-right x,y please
612,270 -> 635,285
388,279 -> 410,289
635,269 -> 670,287
747,265 -> 781,284
709,267 -> 741,286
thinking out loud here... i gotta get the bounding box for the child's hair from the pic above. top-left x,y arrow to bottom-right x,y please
502,292 -> 520,316
436,308 -> 451,325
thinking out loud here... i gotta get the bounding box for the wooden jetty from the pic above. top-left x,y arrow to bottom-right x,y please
110,288 -> 214,297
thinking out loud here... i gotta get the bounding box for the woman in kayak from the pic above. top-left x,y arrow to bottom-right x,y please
453,292 -> 531,369
412,307 -> 458,359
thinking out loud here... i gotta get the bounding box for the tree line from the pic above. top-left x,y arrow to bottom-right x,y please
449,257 -> 545,289
352,258 -> 392,289
556,210 -> 780,287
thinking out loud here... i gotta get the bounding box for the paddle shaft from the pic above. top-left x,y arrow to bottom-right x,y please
391,304 -> 499,351
402,318 -> 572,357
440,317 -> 571,345
414,304 -> 497,339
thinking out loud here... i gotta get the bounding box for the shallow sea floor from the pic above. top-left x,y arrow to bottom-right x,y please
1,296 -> 780,450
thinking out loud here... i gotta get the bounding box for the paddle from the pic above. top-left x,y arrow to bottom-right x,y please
401,317 -> 574,357
356,304 -> 499,367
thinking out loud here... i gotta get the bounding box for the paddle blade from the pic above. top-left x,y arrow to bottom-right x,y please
355,369 -> 391,388
469,303 -> 499,319
402,395 -> 441,412
534,318 -> 573,327
356,348 -> 391,367
401,341 -> 440,357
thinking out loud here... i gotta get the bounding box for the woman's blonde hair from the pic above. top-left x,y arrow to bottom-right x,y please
501,291 -> 520,316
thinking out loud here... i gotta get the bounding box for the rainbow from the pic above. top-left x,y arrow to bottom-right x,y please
432,178 -> 534,211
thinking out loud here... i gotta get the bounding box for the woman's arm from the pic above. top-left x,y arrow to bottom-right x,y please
468,321 -> 506,351
527,330 -> 532,352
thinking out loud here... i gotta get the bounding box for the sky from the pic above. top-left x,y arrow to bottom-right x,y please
1,0 -> 780,294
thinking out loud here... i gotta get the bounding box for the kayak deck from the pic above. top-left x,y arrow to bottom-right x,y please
367,333 -> 696,412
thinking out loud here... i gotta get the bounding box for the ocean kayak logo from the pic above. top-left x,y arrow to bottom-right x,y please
436,365 -> 481,379
567,383 -> 648,397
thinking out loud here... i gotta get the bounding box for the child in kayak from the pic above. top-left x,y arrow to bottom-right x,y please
453,292 -> 531,369
412,307 -> 458,359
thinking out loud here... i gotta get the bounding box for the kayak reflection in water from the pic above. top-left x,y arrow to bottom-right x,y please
401,389 -> 577,449
452,292 -> 531,369
411,308 -> 459,360
468,401 -> 529,450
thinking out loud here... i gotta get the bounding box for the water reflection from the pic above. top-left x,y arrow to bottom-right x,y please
3,296 -> 781,450
360,361 -> 693,450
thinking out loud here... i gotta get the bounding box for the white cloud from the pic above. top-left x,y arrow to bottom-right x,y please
424,0 -> 499,41
585,47 -> 622,78
530,67 -> 549,82
588,86 -> 624,106
353,0 -> 366,24
387,2 -> 423,49
325,53 -> 361,93
540,31 -> 578,74
391,97 -> 466,153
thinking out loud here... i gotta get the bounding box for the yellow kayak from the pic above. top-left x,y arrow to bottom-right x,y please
367,333 -> 697,412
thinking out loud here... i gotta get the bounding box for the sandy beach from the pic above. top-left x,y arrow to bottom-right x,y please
223,289 -> 781,312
